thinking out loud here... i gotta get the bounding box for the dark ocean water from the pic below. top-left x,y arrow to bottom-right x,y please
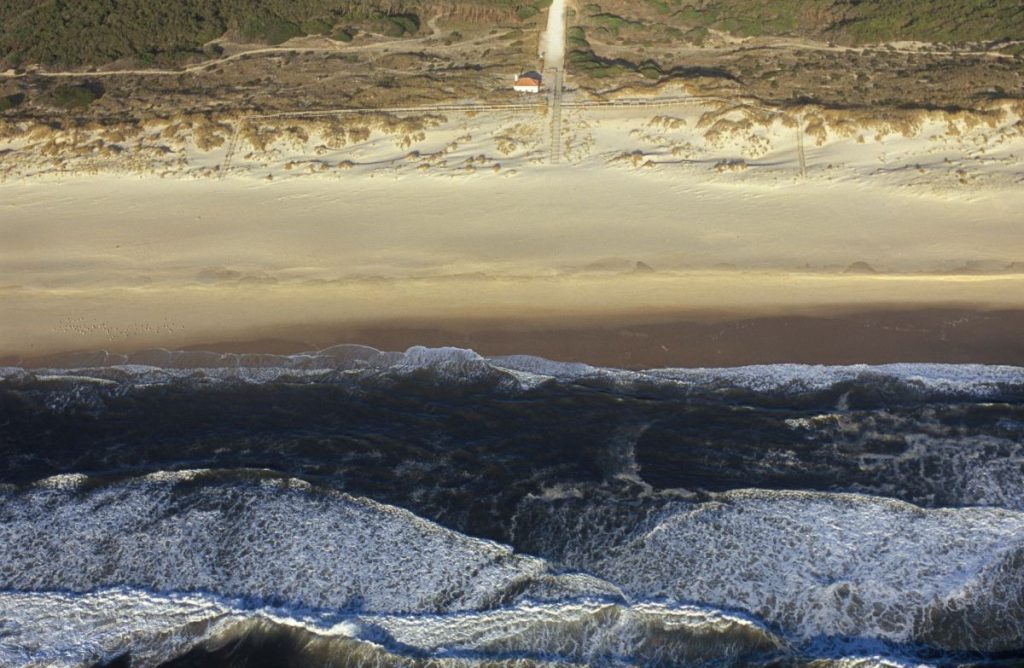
1,345 -> 1023,667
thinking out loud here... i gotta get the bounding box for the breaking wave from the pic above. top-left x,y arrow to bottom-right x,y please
2,471 -> 1023,666
0,471 -> 782,667
1,347 -> 1022,666
2,588 -> 786,668
6,343 -> 1024,398
515,487 -> 1024,653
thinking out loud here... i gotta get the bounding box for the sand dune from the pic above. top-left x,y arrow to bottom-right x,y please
1,97 -> 1021,186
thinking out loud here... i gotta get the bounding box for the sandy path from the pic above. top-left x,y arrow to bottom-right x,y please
543,0 -> 566,70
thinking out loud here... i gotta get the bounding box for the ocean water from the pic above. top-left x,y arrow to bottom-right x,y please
1,345 -> 1023,667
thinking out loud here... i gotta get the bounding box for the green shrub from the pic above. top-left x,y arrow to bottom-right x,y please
645,0 -> 670,14
638,60 -> 663,79
677,6 -> 702,23
332,28 -> 354,42
516,6 -> 539,19
239,16 -> 302,45
375,18 -> 404,36
567,26 -> 590,49
684,26 -> 709,44
591,13 -> 642,34
301,18 -> 333,35
364,12 -> 419,37
389,14 -> 420,35
0,93 -> 26,112
50,84 -> 102,109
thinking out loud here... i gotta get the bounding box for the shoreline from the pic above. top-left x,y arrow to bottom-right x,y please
9,305 -> 1024,369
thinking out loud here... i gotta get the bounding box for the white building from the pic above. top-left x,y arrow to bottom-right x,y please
513,71 -> 542,93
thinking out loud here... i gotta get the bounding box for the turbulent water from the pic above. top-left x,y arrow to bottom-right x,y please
1,345 -> 1023,667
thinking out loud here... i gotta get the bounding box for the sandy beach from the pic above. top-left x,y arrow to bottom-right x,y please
3,0 -> 1023,369
2,158 -> 1022,365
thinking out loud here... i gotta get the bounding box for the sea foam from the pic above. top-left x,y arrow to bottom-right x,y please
527,488 -> 1024,653
0,471 -> 608,615
5,346 -> 1024,399
1,472 -> 1022,658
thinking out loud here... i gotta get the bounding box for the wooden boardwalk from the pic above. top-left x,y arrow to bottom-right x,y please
548,68 -> 564,165
796,114 -> 808,178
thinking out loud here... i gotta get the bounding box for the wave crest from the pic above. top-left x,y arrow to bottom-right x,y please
5,346 -> 1024,403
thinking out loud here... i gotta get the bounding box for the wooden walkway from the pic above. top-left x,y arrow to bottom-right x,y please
548,68 -> 564,165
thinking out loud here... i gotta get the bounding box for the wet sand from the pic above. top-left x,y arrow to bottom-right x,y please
286,307 -> 1024,368
13,306 -> 1024,369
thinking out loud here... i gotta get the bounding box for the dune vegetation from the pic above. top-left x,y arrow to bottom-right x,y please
2,0 -> 1021,70
0,0 -> 542,68
583,0 -> 1024,46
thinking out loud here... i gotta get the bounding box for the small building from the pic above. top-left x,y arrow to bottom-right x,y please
513,71 -> 543,93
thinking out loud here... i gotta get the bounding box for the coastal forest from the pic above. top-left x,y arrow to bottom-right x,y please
0,0 -> 535,68
1,0 -> 1022,69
